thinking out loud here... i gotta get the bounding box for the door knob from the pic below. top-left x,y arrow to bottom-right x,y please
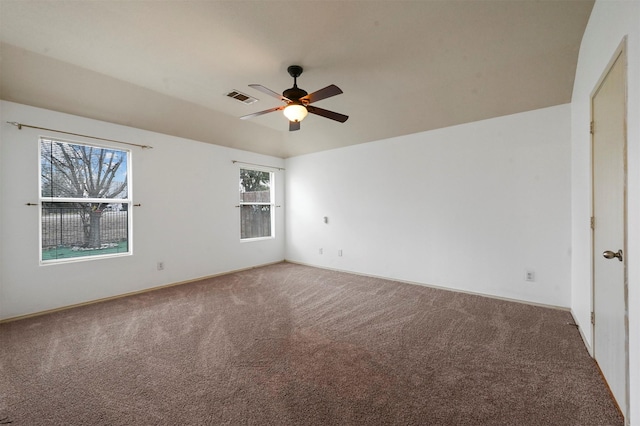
603,249 -> 623,261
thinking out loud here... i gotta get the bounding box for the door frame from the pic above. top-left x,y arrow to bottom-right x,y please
590,36 -> 629,421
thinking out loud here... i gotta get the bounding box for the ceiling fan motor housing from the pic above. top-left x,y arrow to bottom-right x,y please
283,87 -> 308,102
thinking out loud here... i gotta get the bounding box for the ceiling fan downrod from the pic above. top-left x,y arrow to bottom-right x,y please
284,65 -> 307,102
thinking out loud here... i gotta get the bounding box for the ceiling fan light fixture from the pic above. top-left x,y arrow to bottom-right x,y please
283,104 -> 308,122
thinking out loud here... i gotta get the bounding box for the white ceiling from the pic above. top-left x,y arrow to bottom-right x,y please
0,0 -> 593,158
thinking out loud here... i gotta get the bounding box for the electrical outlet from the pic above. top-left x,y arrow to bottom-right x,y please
157,261 -> 165,271
525,270 -> 535,282
319,248 -> 323,255
338,249 -> 343,257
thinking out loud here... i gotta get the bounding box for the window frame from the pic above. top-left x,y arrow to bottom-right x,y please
239,166 -> 275,241
38,136 -> 133,265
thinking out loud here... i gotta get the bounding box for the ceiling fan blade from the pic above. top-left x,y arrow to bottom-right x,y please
249,84 -> 291,103
301,84 -> 343,104
289,121 -> 301,132
307,106 -> 349,123
240,106 -> 284,120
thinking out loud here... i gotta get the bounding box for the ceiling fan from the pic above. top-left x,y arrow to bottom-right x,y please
240,65 -> 348,131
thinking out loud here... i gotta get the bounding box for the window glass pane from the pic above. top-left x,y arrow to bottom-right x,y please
41,139 -> 128,199
41,203 -> 129,261
240,205 -> 272,239
239,169 -> 270,203
40,138 -> 131,262
239,168 -> 273,240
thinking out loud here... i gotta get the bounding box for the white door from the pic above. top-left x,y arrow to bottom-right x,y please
591,47 -> 627,417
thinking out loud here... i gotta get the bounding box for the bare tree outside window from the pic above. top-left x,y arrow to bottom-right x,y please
40,138 -> 131,261
239,168 -> 274,239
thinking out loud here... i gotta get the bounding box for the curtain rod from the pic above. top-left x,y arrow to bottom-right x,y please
6,121 -> 153,149
232,160 -> 285,171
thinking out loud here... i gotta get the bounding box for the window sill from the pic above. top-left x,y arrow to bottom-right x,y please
240,236 -> 275,243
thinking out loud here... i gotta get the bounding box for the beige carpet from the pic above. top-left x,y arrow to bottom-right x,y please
0,262 -> 623,425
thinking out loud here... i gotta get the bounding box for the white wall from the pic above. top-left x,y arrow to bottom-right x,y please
571,1 -> 640,424
0,101 -> 285,320
285,104 -> 572,308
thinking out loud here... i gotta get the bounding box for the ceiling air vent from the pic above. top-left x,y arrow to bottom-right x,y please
225,90 -> 258,105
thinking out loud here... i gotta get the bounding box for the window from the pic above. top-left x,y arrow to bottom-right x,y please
239,168 -> 274,240
39,138 -> 131,262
